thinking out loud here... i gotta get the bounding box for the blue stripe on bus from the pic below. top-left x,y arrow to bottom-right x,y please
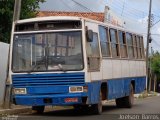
86,76 -> 146,101
14,93 -> 88,106
12,72 -> 85,87
107,76 -> 146,100
12,73 -> 146,106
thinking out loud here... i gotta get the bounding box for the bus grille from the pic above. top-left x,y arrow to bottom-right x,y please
12,72 -> 85,87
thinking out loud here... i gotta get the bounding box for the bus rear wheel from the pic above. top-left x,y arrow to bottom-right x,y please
32,106 -> 45,114
116,84 -> 134,108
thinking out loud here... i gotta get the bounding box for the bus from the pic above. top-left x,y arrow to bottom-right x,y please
9,16 -> 146,114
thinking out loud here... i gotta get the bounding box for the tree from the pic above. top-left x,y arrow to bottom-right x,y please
0,0 -> 45,43
151,51 -> 160,80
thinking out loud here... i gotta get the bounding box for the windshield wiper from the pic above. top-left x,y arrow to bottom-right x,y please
57,64 -> 67,72
28,59 -> 47,74
27,64 -> 40,74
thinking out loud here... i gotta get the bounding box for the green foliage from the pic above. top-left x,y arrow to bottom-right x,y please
0,0 -> 45,43
151,51 -> 160,80
21,0 -> 45,19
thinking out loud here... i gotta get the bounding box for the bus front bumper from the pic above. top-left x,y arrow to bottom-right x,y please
13,93 -> 88,106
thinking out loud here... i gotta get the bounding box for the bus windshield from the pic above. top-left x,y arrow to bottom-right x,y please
12,31 -> 83,72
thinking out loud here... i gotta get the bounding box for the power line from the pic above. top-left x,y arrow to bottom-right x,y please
101,0 -> 160,20
115,0 -> 160,18
107,2 -> 160,29
151,19 -> 160,28
61,0 -> 159,30
70,0 -> 148,27
70,0 -> 92,12
152,40 -> 160,47
62,0 -> 160,21
141,33 -> 160,36
61,0 -> 73,11
121,0 -> 125,16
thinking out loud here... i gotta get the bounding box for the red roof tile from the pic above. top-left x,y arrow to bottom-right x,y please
37,11 -> 104,22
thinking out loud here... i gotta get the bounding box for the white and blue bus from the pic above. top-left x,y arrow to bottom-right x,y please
9,16 -> 146,114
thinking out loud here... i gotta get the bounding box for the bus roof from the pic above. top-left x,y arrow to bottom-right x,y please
16,16 -> 124,31
15,16 -> 143,36
16,16 -> 82,24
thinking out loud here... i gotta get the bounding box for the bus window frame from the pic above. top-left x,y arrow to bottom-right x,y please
118,30 -> 128,58
140,36 -> 145,59
98,25 -> 111,58
126,32 -> 134,59
136,35 -> 142,59
109,28 -> 120,58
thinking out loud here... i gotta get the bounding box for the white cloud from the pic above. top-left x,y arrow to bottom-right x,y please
157,27 -> 160,34
138,16 -> 148,24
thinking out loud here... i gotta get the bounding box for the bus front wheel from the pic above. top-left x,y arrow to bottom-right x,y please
116,84 -> 134,108
91,91 -> 102,115
32,106 -> 45,114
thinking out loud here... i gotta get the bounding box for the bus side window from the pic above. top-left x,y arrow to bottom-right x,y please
126,33 -> 134,59
133,35 -> 138,59
99,26 -> 111,57
141,36 -> 145,59
136,36 -> 141,59
109,29 -> 120,58
118,31 -> 127,58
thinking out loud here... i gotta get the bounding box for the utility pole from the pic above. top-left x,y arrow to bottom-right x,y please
13,0 -> 22,21
3,0 -> 22,109
146,0 -> 152,93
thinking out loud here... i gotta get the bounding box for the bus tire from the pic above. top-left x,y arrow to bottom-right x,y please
73,105 -> 81,111
32,106 -> 45,114
73,105 -> 84,112
116,84 -> 134,108
125,84 -> 134,108
115,97 -> 124,108
91,91 -> 102,115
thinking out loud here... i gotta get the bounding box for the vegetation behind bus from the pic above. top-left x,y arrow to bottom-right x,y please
151,51 -> 160,81
0,0 -> 45,43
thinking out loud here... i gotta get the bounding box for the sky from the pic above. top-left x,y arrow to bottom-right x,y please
40,0 -> 160,52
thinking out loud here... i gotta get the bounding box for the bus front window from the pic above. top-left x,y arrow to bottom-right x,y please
12,31 -> 83,72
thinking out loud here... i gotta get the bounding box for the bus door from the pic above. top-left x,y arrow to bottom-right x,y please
85,22 -> 102,81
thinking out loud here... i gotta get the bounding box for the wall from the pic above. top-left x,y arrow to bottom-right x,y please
0,42 -> 9,107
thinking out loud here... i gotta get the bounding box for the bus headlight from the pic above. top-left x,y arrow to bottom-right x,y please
13,88 -> 27,94
69,86 -> 88,93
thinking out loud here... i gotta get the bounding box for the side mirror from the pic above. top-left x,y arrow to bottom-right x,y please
86,30 -> 93,42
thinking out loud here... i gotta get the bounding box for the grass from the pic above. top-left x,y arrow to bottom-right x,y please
137,91 -> 158,99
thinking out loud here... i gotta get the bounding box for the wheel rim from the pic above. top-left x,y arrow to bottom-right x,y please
130,85 -> 134,105
98,91 -> 102,114
98,101 -> 102,113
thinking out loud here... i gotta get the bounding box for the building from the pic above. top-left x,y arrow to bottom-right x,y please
0,42 -> 9,107
37,11 -> 104,22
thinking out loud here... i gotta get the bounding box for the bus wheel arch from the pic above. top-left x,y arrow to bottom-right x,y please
101,82 -> 108,100
131,80 -> 135,93
116,83 -> 134,108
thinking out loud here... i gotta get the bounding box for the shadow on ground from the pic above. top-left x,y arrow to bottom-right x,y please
27,103 -> 139,117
